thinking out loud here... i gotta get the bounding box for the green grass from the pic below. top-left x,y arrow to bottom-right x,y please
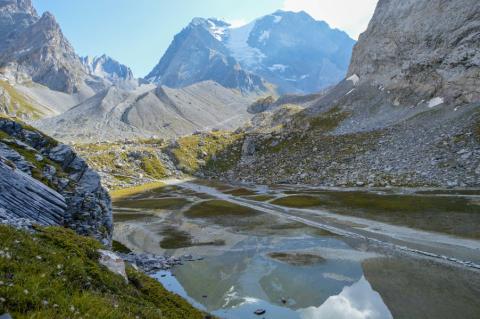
141,157 -> 168,179
112,240 -> 132,254
271,195 -> 324,208
113,198 -> 189,210
110,182 -> 166,200
184,200 -> 259,219
0,225 -> 206,319
0,80 -> 45,120
296,191 -> 480,239
268,252 -> 326,266
172,131 -> 244,173
159,227 -> 225,250
223,188 -> 257,196
245,195 -> 276,202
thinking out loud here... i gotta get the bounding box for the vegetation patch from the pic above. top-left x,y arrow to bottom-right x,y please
184,200 -> 260,219
0,80 -> 44,120
245,195 -> 276,202
114,198 -> 189,210
271,195 -> 324,208
172,131 -> 244,174
0,225 -> 206,318
141,156 -> 168,179
315,191 -> 480,239
159,227 -> 225,249
268,252 -> 326,266
113,213 -> 155,223
223,188 -> 257,196
112,240 -> 132,254
110,182 -> 166,200
306,106 -> 350,133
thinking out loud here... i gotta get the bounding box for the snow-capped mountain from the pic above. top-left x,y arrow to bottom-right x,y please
146,11 -> 355,94
81,54 -> 136,87
145,18 -> 266,94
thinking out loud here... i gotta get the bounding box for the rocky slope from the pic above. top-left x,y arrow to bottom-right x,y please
0,116 -> 113,244
146,11 -> 355,95
176,0 -> 480,188
35,81 -> 256,143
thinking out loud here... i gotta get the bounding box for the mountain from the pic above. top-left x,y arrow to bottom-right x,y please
145,18 -> 267,94
146,11 -> 355,95
196,0 -> 480,188
81,54 -> 137,88
348,0 -> 480,105
0,0 -> 98,94
226,10 -> 355,94
35,81 -> 256,143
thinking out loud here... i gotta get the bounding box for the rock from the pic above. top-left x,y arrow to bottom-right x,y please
254,309 -> 266,315
0,313 -> 13,319
98,250 -> 127,282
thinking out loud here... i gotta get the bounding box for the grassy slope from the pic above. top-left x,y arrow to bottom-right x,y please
0,225 -> 206,319
0,80 -> 46,120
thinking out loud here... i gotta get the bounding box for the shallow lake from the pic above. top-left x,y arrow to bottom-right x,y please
113,180 -> 480,319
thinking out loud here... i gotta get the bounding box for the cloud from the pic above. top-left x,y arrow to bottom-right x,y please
227,18 -> 248,28
283,0 -> 378,39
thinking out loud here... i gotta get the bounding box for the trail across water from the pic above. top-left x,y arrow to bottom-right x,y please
164,179 -> 480,270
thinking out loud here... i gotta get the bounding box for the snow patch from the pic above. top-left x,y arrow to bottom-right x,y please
258,30 -> 270,43
207,19 -> 227,41
427,97 -> 444,108
273,15 -> 283,23
347,74 -> 360,85
225,21 -> 266,68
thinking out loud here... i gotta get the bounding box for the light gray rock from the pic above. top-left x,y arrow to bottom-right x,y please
348,0 -> 480,105
98,249 -> 127,282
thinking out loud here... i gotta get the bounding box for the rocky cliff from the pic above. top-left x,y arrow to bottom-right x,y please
348,0 -> 480,105
0,116 -> 112,245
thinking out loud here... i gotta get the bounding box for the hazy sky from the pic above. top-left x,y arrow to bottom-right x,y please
33,0 -> 378,77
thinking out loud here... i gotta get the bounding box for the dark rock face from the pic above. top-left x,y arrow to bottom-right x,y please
146,18 -> 266,93
0,157 -> 67,226
348,0 -> 480,105
0,117 -> 112,245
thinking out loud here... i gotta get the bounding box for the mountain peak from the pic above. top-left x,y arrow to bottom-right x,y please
81,54 -> 135,84
0,0 -> 37,16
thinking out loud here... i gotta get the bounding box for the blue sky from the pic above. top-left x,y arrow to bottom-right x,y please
33,0 -> 284,77
32,1 -> 377,78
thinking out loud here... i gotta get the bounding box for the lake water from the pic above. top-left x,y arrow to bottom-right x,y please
113,180 -> 480,319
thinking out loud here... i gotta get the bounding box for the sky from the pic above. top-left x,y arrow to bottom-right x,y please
33,0 -> 378,78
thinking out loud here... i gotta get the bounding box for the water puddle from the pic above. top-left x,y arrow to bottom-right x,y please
112,180 -> 480,319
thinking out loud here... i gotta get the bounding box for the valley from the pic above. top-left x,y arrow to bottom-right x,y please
0,0 -> 479,318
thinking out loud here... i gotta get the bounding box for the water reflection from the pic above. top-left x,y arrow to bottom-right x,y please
298,276 -> 392,319
153,235 -> 391,319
